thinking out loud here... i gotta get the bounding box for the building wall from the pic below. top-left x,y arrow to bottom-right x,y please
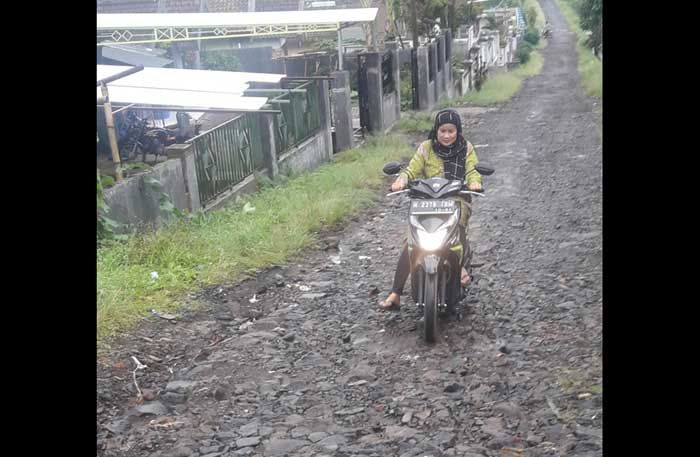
103,159 -> 190,232
277,131 -> 330,176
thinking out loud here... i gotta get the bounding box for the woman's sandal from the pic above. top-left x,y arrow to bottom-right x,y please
461,269 -> 471,286
378,298 -> 400,311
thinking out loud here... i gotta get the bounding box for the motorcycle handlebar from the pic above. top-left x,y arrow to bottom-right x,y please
386,189 -> 485,197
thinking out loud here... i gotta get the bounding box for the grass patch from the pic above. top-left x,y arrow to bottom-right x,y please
395,111 -> 433,133
447,50 -> 543,106
456,73 -> 522,105
554,0 -> 602,99
443,0 -> 546,109
512,49 -> 544,78
97,134 -> 413,344
433,0 -> 546,109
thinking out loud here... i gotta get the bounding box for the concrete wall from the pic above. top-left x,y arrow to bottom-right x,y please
455,67 -> 472,97
105,128 -> 332,230
104,159 -> 189,232
101,80 -> 338,231
382,92 -> 399,131
398,48 -> 412,66
509,36 -> 518,64
277,131 -> 330,177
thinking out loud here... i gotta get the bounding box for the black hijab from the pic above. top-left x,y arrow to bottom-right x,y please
428,109 -> 468,181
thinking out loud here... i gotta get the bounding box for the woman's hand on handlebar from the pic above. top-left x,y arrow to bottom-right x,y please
467,182 -> 483,192
391,177 -> 407,192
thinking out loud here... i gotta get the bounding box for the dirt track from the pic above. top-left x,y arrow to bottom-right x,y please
97,1 -> 602,455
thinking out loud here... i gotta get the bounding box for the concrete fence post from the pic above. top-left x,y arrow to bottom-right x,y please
391,48 -> 401,126
317,79 -> 333,159
465,59 -> 473,92
363,52 -> 384,133
257,113 -> 279,179
444,32 -> 454,98
429,41 -> 438,104
417,45 -> 431,111
165,143 -> 201,212
330,70 -> 354,152
437,35 -> 446,100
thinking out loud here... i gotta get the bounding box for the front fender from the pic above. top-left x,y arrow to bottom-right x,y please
423,254 -> 440,275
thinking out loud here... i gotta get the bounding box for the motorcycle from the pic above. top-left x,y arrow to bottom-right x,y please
382,161 -> 495,343
118,113 -> 178,163
542,23 -> 552,38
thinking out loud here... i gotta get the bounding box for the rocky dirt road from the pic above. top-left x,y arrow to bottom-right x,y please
97,1 -> 602,455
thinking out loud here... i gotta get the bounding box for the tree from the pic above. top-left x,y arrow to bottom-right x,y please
455,1 -> 484,28
578,0 -> 602,56
391,0 -> 450,46
201,50 -> 241,71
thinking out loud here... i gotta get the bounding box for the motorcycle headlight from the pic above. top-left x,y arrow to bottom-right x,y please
416,227 -> 448,251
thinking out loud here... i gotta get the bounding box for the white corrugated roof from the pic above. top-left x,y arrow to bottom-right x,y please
97,8 -> 378,29
97,65 -> 284,94
97,65 -> 282,111
98,85 -> 269,111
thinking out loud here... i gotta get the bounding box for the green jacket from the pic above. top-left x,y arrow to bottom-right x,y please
399,140 -> 481,227
400,140 -> 482,186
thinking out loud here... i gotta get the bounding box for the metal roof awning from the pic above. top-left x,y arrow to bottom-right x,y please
97,65 -> 143,83
98,85 -> 269,111
101,43 -> 173,67
97,65 -> 284,111
97,65 -> 284,93
97,8 -> 379,45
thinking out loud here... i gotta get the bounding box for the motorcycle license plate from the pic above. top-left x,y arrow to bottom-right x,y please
410,199 -> 456,214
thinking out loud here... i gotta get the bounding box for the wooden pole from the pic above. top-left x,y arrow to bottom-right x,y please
99,83 -> 123,183
96,64 -> 144,87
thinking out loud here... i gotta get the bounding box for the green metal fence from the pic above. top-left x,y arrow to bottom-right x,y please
270,80 -> 322,153
187,113 -> 264,207
186,81 -> 323,207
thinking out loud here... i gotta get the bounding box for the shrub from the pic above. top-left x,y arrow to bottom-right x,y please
516,42 -> 534,64
524,27 -> 540,46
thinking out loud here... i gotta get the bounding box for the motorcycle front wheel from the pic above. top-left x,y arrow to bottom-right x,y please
424,273 -> 438,343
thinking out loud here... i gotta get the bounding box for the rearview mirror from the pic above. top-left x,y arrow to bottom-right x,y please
383,161 -> 402,175
475,164 -> 495,175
